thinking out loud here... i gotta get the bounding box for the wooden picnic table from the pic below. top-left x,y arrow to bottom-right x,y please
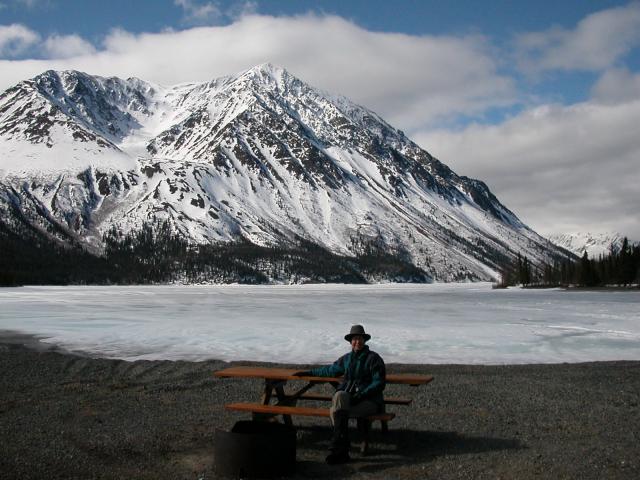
214,366 -> 433,386
214,365 -> 433,453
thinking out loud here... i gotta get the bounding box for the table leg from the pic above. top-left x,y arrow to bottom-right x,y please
252,380 -> 280,423
258,379 -> 295,425
274,383 -> 293,426
260,382 -> 273,405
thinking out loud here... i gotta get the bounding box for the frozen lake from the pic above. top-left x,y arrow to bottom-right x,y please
1,283 -> 639,364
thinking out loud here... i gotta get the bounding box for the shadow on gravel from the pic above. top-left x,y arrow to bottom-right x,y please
388,429 -> 524,457
296,426 -> 524,474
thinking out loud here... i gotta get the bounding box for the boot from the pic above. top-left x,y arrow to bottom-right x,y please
326,410 -> 350,464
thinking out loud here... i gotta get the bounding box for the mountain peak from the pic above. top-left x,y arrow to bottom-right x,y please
0,66 -> 570,282
35,68 -> 98,86
549,232 -> 629,257
234,63 -> 296,91
246,62 -> 288,77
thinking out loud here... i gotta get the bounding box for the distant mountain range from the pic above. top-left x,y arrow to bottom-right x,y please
548,232 -> 632,258
0,64 -> 571,283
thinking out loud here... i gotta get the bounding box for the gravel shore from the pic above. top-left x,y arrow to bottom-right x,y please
1,335 -> 639,479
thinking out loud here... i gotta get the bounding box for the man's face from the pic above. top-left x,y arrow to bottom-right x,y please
351,335 -> 365,352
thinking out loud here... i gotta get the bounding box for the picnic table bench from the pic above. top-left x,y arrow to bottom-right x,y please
214,366 -> 433,453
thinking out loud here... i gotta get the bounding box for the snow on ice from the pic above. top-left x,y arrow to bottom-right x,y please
1,283 -> 639,364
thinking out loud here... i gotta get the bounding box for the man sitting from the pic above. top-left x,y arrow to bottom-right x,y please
295,324 -> 386,464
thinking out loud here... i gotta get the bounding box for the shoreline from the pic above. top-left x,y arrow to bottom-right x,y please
2,329 -> 639,367
0,330 -> 63,352
2,338 -> 639,479
3,282 -> 639,289
0,329 -> 92,358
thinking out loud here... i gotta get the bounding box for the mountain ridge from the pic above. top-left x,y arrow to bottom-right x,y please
548,232 -> 634,258
0,64 -> 570,282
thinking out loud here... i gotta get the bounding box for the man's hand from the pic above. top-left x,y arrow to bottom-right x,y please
292,370 -> 313,377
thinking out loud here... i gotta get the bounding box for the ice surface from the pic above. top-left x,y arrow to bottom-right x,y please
1,283 -> 638,364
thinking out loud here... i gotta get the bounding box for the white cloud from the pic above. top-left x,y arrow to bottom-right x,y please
591,68 -> 640,104
0,14 -> 515,131
174,0 -> 223,25
12,0 -> 43,7
0,23 -> 40,57
228,1 -> 258,19
43,34 -> 96,59
0,23 -> 95,60
415,99 -> 640,239
516,2 -> 640,73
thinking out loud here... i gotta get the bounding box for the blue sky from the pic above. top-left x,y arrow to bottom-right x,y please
0,1 -> 630,39
1,0 -> 639,238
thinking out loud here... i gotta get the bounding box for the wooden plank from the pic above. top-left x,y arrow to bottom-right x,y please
224,402 -> 395,422
297,393 -> 412,405
214,366 -> 434,386
226,402 -> 330,417
214,367 -> 306,380
387,373 -> 434,386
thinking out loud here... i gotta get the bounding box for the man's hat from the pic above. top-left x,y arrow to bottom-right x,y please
345,324 -> 371,342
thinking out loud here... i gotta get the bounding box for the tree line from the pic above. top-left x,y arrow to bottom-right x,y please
1,220 -> 430,286
502,237 -> 640,288
4,214 -> 636,288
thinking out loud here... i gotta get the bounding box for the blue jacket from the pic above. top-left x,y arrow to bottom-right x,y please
310,345 -> 386,410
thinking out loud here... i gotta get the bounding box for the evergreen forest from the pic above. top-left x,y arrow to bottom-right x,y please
502,237 -> 640,288
0,220 -> 428,286
2,215 -> 638,288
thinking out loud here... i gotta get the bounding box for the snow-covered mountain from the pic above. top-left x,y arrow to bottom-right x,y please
0,64 -> 569,282
548,232 -> 629,258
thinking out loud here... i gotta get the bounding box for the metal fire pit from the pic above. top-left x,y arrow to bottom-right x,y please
214,421 -> 296,479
